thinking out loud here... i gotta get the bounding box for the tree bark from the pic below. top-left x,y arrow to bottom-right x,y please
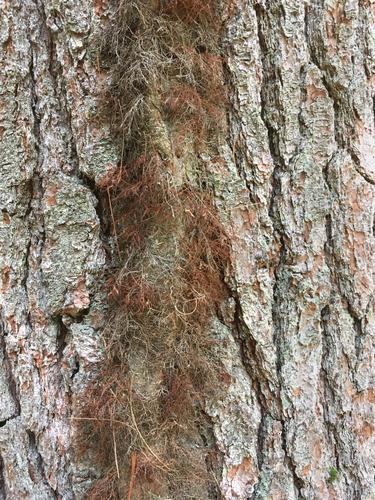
0,1 -> 374,499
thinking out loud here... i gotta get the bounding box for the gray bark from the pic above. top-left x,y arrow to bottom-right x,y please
0,0 -> 374,499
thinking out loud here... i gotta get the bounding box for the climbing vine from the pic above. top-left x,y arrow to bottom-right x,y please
77,1 -> 229,497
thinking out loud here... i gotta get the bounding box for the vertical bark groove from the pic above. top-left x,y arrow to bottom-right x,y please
0,0 -> 373,498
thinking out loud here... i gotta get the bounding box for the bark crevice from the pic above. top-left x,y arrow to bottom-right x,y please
27,430 -> 58,498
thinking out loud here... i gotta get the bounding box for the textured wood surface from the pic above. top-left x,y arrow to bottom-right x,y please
0,0 -> 374,498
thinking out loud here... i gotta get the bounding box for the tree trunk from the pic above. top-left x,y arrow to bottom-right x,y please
0,1 -> 374,499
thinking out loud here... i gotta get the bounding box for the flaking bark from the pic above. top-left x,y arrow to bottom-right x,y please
0,1 -> 374,499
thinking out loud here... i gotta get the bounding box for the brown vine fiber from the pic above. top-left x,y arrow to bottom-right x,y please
76,0 -> 229,498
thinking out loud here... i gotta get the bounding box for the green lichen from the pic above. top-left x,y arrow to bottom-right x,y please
327,466 -> 338,484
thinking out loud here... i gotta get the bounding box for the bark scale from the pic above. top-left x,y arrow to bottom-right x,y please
0,0 -> 374,499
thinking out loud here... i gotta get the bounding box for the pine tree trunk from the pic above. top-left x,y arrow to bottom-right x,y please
0,1 -> 374,499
